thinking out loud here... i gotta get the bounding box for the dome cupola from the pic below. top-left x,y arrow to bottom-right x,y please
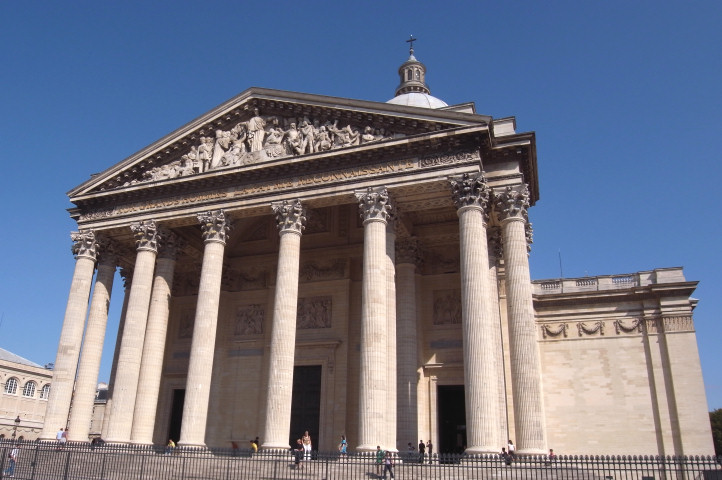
387,36 -> 448,109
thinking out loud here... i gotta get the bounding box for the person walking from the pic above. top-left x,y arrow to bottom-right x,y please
426,440 -> 433,464
375,446 -> 385,475
338,435 -> 347,457
4,444 -> 18,477
165,439 -> 175,455
382,451 -> 395,479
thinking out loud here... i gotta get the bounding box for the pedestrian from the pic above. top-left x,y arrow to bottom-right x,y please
382,451 -> 395,479
338,435 -> 347,457
249,438 -> 258,454
426,439 -> 433,464
407,442 -> 415,461
375,445 -> 385,475
62,428 -> 69,446
546,448 -> 556,466
507,440 -> 516,459
55,427 -> 64,450
294,439 -> 304,469
418,439 -> 425,463
302,430 -> 312,461
500,447 -> 511,465
165,439 -> 175,455
4,444 -> 18,477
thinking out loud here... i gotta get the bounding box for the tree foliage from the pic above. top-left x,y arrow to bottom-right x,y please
711,409 -> 722,456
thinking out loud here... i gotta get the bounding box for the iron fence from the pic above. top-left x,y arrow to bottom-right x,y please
0,441 -> 718,480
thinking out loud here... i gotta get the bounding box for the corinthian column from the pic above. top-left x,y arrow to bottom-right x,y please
355,187 -> 392,451
385,219 -> 397,451
131,229 -> 181,444
67,238 -> 117,441
487,227 -> 509,445
495,184 -> 546,455
179,210 -> 230,447
396,238 -> 421,448
105,221 -> 159,443
449,172 -> 503,454
261,200 -> 306,450
40,231 -> 98,441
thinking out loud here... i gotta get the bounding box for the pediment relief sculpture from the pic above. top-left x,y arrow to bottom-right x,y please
111,110 -> 403,190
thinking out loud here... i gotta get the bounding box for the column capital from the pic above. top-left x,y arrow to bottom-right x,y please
525,222 -> 534,254
198,210 -> 231,245
271,199 -> 306,234
96,235 -> 120,268
71,230 -> 98,261
449,172 -> 491,216
494,184 -> 530,223
396,237 -> 423,267
130,220 -> 159,252
157,227 -> 183,259
355,186 -> 392,224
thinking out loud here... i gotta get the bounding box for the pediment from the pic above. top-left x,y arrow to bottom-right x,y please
68,88 -> 490,199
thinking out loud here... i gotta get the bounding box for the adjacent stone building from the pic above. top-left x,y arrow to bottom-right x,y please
0,348 -> 52,440
41,47 -> 713,455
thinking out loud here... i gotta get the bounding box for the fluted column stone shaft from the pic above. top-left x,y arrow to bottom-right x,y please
101,267 -> 132,439
131,230 -> 180,444
449,172 -> 503,454
356,187 -> 392,451
179,211 -> 230,447
67,240 -> 117,441
262,200 -> 306,450
105,221 -> 159,443
495,185 -> 547,455
396,238 -> 421,448
40,231 -> 98,441
385,221 -> 397,451
487,227 -> 509,445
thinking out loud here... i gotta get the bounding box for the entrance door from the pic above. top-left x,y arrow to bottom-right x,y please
437,385 -> 466,454
168,389 -> 185,444
289,365 -> 322,450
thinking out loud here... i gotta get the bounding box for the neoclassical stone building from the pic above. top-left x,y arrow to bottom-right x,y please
42,48 -> 713,455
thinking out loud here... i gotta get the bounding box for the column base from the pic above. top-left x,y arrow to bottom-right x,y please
260,442 -> 290,451
465,446 -> 501,455
177,442 -> 207,450
516,448 -> 548,456
356,443 -> 381,453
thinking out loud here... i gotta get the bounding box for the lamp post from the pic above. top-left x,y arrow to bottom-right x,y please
11,416 -> 20,440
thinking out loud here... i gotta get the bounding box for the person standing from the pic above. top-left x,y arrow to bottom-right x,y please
426,440 -> 433,464
418,439 -> 426,464
55,428 -> 64,450
338,435 -> 347,457
382,451 -> 395,479
4,444 -> 18,477
507,440 -> 516,460
375,446 -> 385,475
294,439 -> 304,470
165,439 -> 175,455
302,430 -> 312,461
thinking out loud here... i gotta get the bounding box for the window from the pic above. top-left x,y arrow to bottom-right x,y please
407,70 -> 412,81
23,381 -> 36,398
40,384 -> 50,400
4,378 -> 18,395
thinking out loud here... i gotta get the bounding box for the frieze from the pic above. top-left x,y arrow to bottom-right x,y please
433,289 -> 462,325
233,304 -> 265,336
541,323 -> 568,339
297,296 -> 332,329
577,321 -> 605,337
419,150 -> 480,168
613,318 -> 643,334
178,309 -> 195,339
299,259 -> 346,282
661,316 -> 694,332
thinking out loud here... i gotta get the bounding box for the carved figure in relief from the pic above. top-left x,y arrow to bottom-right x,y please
361,126 -> 376,144
299,118 -> 316,154
198,137 -> 214,172
211,129 -> 232,169
264,127 -> 286,157
181,146 -> 200,173
245,108 -> 267,152
315,126 -> 332,152
285,123 -> 303,155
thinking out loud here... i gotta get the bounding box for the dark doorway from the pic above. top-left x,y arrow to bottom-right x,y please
289,365 -> 322,450
437,385 -> 466,454
168,389 -> 185,444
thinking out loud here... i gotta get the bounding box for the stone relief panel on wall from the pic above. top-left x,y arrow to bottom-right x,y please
433,289 -> 462,325
234,304 -> 265,336
297,296 -> 332,329
178,309 -> 195,339
299,259 -> 346,282
121,110 -> 401,188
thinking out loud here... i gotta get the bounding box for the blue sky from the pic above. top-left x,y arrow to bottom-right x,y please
1,1 -> 720,412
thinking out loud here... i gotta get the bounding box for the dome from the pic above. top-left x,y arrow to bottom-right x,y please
387,92 -> 448,108
386,38 -> 447,109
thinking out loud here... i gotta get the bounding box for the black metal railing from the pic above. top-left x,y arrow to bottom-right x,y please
0,440 -> 718,480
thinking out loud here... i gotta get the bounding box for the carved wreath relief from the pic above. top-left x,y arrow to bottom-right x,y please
131,110 -> 400,186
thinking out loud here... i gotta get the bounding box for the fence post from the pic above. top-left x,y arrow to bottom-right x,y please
30,443 -> 39,480
62,450 -> 71,480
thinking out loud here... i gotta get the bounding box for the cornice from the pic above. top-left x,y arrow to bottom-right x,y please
533,281 -> 698,308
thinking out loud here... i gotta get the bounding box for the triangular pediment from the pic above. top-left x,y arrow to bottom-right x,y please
68,88 -> 490,200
